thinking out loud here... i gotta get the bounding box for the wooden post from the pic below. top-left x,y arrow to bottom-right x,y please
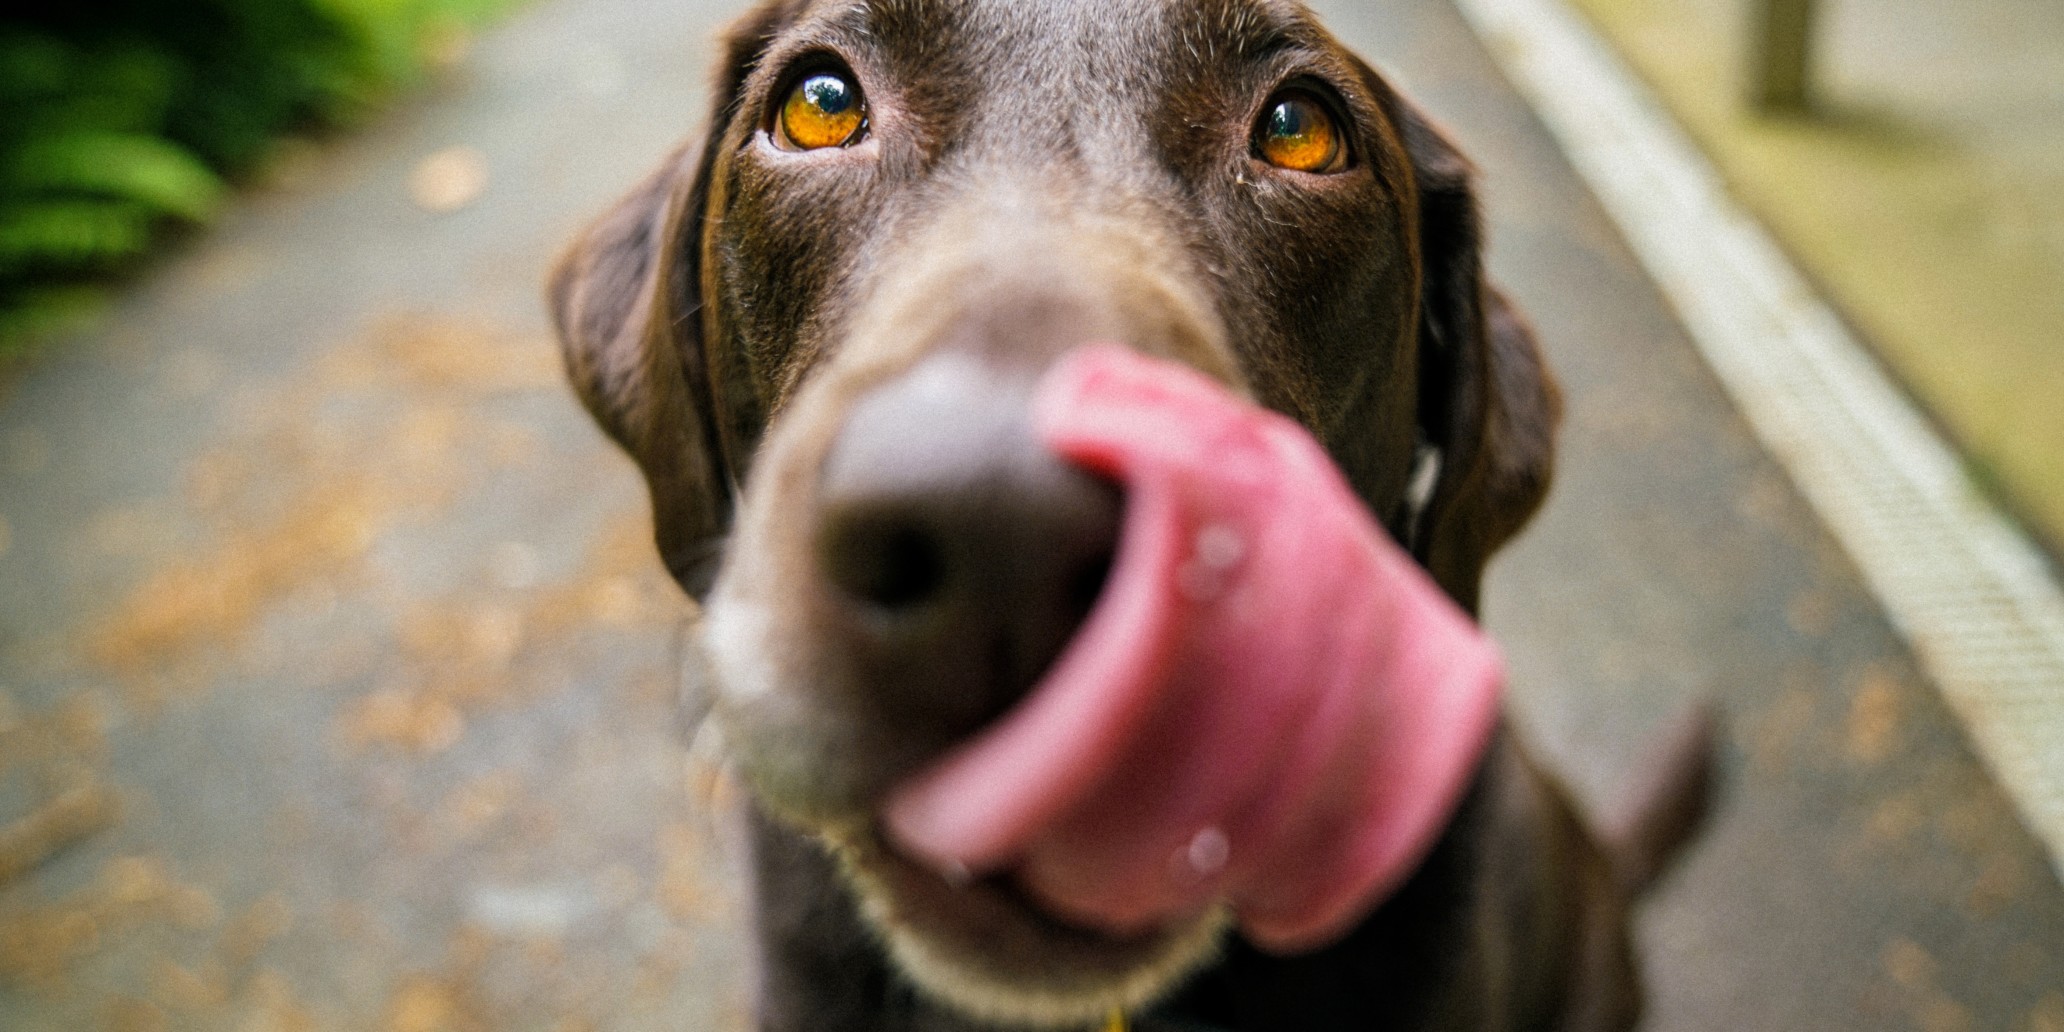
1750,0 -> 1818,112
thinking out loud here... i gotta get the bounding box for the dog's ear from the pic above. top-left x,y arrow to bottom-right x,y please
549,2 -> 803,599
1385,94 -> 1562,615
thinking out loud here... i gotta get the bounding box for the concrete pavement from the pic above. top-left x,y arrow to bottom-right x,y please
1,0 -> 2059,1028
1564,0 -> 2064,556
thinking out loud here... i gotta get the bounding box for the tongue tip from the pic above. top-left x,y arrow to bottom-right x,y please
882,754 -> 1059,873
881,784 -> 991,874
881,483 -> 1191,874
879,352 -> 1213,873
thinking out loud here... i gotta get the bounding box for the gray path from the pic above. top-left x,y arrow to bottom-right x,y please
1,0 -> 2058,1029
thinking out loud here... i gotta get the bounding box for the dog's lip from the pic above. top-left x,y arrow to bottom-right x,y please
823,819 -> 1234,1026
862,825 -> 1191,945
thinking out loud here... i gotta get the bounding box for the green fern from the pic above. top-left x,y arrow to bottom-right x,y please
0,0 -> 521,356
0,284 -> 105,356
6,132 -> 225,221
0,200 -> 155,275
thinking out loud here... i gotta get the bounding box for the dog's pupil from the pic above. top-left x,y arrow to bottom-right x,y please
803,74 -> 854,116
1269,100 -> 1313,142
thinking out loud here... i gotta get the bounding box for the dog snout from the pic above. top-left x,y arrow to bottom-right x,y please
814,353 -> 1121,736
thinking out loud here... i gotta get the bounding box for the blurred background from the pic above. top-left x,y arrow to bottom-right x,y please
0,0 -> 2059,1029
1571,0 -> 2064,571
1,0 -> 508,349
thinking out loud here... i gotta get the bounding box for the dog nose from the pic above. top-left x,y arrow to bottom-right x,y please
816,354 -> 1121,733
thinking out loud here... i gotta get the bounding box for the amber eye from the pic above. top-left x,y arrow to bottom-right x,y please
1255,92 -> 1345,173
778,71 -> 867,151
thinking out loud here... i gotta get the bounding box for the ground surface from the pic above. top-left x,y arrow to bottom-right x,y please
1566,0 -> 2064,558
1,0 -> 2060,1029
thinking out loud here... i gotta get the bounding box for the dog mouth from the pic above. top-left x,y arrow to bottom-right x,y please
821,822 -> 1230,1028
707,344 -> 1504,1022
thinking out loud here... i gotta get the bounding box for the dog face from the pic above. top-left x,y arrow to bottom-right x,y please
551,0 -> 1559,1024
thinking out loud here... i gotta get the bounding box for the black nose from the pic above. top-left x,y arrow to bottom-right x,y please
816,355 -> 1121,735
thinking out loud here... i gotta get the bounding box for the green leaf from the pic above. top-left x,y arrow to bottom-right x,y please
6,132 -> 225,221
0,32 -> 75,106
0,284 -> 104,355
9,133 -> 225,220
0,199 -> 155,274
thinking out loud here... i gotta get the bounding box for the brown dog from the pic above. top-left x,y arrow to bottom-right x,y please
550,1 -> 1712,1029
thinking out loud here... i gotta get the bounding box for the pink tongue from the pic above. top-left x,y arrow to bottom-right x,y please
883,345 -> 1503,953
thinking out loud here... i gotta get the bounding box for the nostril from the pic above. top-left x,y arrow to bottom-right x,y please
823,512 -> 950,613
1066,549 -> 1115,622
811,355 -> 1126,744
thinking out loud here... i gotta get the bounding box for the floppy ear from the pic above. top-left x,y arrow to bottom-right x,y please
549,1 -> 803,599
1391,99 -> 1563,616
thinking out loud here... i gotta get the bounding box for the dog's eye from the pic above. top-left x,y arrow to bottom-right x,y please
778,71 -> 867,151
1255,92 -> 1345,174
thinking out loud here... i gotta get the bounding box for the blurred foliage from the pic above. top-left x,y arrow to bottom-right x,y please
0,0 -> 512,353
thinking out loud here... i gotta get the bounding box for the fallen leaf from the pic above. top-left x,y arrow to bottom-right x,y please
409,147 -> 489,214
0,781 -> 121,886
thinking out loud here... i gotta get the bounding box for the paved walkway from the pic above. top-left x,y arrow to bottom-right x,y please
0,0 -> 2058,1029
1566,0 -> 2064,554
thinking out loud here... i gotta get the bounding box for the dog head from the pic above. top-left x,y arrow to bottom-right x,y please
551,0 -> 1559,1023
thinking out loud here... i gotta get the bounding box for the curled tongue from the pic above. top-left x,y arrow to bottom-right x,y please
882,345 -> 1504,953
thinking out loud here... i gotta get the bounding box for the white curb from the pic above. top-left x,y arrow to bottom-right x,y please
1455,0 -> 2064,875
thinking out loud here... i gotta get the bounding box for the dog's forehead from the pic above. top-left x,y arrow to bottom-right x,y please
787,0 -> 1329,83
802,0 -> 1311,36
762,0 -> 1352,179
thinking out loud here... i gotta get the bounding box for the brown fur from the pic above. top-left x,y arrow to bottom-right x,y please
550,1 -> 1711,1029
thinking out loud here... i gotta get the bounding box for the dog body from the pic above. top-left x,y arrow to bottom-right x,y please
747,727 -> 1647,1032
551,1 -> 1707,1028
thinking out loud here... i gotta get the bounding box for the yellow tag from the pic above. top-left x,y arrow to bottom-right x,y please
1104,1011 -> 1127,1032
